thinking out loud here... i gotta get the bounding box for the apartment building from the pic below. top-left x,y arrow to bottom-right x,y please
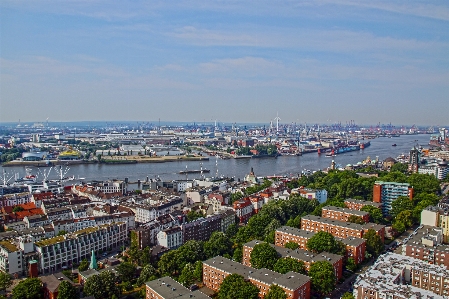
421,205 -> 449,243
344,199 -> 382,211
401,226 -> 449,269
0,240 -> 23,275
134,198 -> 183,223
146,276 -> 210,299
339,237 -> 366,265
182,214 -> 221,242
233,199 -> 253,224
373,181 -> 413,216
301,215 -> 385,242
157,227 -> 183,249
35,222 -> 127,274
292,187 -> 327,203
321,206 -> 370,223
353,253 -> 449,298
242,240 -> 343,281
203,256 -> 311,299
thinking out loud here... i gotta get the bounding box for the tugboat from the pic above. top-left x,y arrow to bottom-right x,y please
392,144 -> 397,147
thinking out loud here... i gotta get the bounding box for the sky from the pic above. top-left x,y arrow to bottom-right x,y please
0,1 -> 448,126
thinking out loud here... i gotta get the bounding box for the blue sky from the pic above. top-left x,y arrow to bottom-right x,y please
1,1 -> 448,125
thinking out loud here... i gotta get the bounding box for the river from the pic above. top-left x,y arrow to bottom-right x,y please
2,134 -> 429,183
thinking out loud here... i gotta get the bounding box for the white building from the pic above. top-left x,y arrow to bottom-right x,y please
157,227 -> 183,249
292,187 -> 328,203
418,160 -> 449,180
35,222 -> 127,274
0,240 -> 23,276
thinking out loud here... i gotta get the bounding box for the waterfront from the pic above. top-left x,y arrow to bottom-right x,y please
2,134 -> 429,183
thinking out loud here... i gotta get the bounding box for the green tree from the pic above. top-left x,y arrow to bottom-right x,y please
0,271 -> 12,292
78,259 -> 89,272
57,280 -> 79,299
218,274 -> 259,299
363,229 -> 384,257
407,173 -> 440,196
12,278 -> 43,299
360,205 -> 384,224
392,210 -> 414,233
284,241 -> 299,250
345,257 -> 357,272
306,231 -> 340,254
250,242 -> 279,270
178,263 -> 196,287
83,271 -> 120,299
225,223 -> 239,239
186,210 -> 205,222
139,246 -> 151,266
285,215 -> 301,228
193,261 -> 203,282
204,232 -> 233,258
391,196 -> 413,218
308,261 -> 336,295
57,230 -> 67,236
158,250 -> 179,276
348,215 -> 366,224
273,257 -> 306,274
12,206 -> 24,213
233,247 -> 243,263
116,262 -> 136,283
390,163 -> 408,173
136,264 -> 157,286
265,284 -> 287,299
342,292 -> 355,299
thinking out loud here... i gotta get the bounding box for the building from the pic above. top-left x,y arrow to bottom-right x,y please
409,147 -> 421,173
275,226 -> 366,265
344,199 -> 382,211
353,253 -> 449,298
233,199 -> 253,224
373,181 -> 413,216
242,240 -> 343,281
401,225 -> 449,269
203,256 -> 311,299
182,214 -> 221,242
421,205 -> 449,243
157,227 -> 183,249
418,160 -> 449,180
35,222 -> 127,274
146,276 -> 210,299
292,187 -> 327,203
321,206 -> 370,223
301,215 -> 385,242
0,240 -> 23,276
41,273 -> 77,299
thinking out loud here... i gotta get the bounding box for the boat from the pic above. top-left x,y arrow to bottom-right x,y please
233,155 -> 252,159
179,169 -> 211,174
392,144 -> 397,146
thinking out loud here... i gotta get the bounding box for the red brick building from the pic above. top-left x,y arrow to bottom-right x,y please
344,198 -> 382,211
203,256 -> 311,299
321,206 -> 370,223
242,240 -> 343,281
146,276 -> 210,299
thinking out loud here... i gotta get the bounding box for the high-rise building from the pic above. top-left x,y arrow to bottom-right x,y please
409,147 -> 421,173
373,181 -> 413,216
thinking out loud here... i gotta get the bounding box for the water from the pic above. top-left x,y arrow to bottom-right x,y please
2,134 -> 429,182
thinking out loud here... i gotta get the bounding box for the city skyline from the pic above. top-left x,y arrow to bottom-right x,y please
1,1 -> 448,125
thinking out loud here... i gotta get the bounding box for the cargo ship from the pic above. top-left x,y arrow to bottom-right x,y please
179,169 -> 210,174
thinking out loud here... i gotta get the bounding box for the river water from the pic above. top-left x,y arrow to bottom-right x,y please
2,134 -> 429,182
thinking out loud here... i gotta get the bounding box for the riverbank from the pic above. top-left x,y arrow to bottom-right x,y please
2,155 -> 209,167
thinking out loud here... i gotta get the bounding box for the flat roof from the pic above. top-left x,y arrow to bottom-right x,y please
322,205 -> 369,217
203,256 -> 253,278
0,240 -> 19,253
276,226 -> 316,239
146,277 -> 210,299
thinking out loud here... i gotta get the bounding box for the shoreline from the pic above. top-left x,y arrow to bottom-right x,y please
1,155 -> 210,167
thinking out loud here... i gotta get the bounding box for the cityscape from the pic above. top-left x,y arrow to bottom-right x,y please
1,1 -> 449,299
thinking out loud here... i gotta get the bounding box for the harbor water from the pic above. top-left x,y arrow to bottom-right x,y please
2,134 -> 429,183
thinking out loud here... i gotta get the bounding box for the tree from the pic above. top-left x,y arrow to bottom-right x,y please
193,261 -> 203,282
348,215 -> 366,224
233,246 -> 243,263
57,280 -> 79,299
158,250 -> 179,276
391,196 -> 413,218
360,205 -> 384,224
83,271 -> 120,299
250,242 -> 279,270
178,263 -> 196,287
273,257 -> 306,274
306,231 -> 340,254
0,271 -> 12,292
218,274 -> 259,299
78,259 -> 89,272
363,229 -> 383,257
392,210 -> 414,233
308,261 -> 336,295
12,278 -> 43,299
136,264 -> 157,286
284,242 -> 299,250
57,230 -> 67,236
116,262 -> 136,283
204,232 -> 233,258
342,292 -> 355,299
12,206 -> 24,213
225,223 -> 239,239
265,284 -> 287,299
186,210 -> 205,222
345,257 -> 357,272
390,163 -> 408,173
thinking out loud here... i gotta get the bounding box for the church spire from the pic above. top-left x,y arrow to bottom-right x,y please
89,250 -> 98,270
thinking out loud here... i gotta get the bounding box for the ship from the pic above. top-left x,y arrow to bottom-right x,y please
179,169 -> 211,174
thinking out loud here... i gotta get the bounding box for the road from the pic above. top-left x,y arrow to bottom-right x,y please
330,259 -> 375,299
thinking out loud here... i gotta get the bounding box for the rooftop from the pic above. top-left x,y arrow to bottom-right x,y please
146,276 -> 210,299
276,226 -> 316,239
322,205 -> 369,217
203,256 -> 253,278
0,240 -> 19,253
